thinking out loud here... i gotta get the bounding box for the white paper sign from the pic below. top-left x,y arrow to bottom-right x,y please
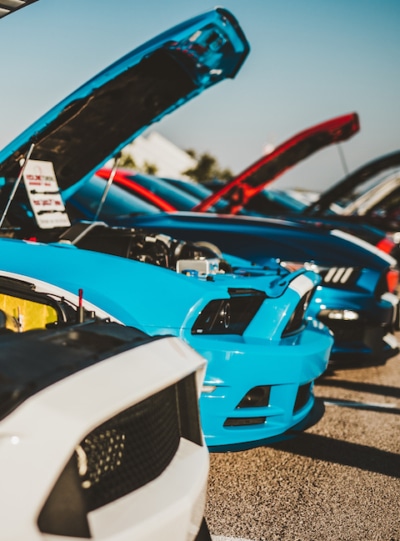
23,159 -> 71,229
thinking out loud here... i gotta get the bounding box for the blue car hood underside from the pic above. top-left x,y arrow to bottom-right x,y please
0,8 -> 249,192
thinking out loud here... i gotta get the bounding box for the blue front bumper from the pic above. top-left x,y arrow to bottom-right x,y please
195,321 -> 333,451
311,288 -> 399,363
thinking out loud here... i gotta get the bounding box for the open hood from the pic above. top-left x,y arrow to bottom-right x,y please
193,112 -> 359,213
304,149 -> 400,215
0,8 -> 249,193
0,0 -> 37,19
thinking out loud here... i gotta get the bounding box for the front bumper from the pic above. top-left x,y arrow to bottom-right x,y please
87,439 -> 209,541
314,291 -> 399,364
194,322 -> 333,451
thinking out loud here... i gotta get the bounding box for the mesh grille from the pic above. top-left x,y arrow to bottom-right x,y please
38,375 -> 202,536
79,385 -> 181,511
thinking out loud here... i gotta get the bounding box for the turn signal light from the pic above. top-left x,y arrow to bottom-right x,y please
376,237 -> 396,255
386,268 -> 399,293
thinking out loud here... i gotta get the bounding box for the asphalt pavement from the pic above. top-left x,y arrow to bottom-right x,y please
206,345 -> 400,541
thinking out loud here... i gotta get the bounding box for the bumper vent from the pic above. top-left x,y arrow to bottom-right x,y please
294,383 -> 312,412
38,374 -> 201,537
320,267 -> 360,287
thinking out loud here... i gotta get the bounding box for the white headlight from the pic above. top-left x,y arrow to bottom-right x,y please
327,310 -> 359,321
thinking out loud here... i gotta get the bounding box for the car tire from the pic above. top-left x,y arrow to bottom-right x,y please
195,518 -> 212,541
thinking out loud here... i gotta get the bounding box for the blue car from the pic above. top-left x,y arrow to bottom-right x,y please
193,112 -> 400,262
0,8 -> 333,451
120,211 -> 400,365
65,170 -> 400,366
16,18 -> 399,367
0,236 -> 332,451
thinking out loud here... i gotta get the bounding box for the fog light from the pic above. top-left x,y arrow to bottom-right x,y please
236,385 -> 271,408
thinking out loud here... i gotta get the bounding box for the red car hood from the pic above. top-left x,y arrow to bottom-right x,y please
193,112 -> 359,214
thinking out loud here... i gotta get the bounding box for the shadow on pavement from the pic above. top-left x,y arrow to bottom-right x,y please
270,432 -> 400,478
316,378 -> 400,399
318,396 -> 400,415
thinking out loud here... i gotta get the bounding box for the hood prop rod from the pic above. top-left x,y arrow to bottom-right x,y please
337,143 -> 349,177
0,143 -> 35,229
93,152 -> 121,221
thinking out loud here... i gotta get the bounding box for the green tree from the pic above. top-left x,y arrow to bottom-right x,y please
118,152 -> 137,169
184,150 -> 233,184
142,161 -> 158,175
118,152 -> 158,175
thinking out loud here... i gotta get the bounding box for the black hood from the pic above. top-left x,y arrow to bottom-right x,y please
305,149 -> 400,215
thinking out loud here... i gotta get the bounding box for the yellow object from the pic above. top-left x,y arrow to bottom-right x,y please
0,294 -> 58,332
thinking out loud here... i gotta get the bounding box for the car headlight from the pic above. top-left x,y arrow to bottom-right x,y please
192,290 -> 265,335
282,289 -> 314,336
319,309 -> 360,321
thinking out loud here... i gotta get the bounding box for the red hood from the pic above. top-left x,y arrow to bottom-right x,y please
193,112 -> 359,213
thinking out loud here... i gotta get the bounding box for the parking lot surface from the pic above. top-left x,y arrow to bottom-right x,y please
206,347 -> 400,541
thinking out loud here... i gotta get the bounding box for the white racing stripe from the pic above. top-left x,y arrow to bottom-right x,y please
383,333 -> 399,349
288,273 -> 314,297
381,292 -> 399,307
331,229 -> 397,266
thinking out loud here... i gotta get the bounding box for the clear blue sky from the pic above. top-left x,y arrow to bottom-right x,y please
1,0 -> 399,190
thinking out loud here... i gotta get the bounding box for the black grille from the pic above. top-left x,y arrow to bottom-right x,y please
294,383 -> 311,412
80,385 -> 181,511
375,270 -> 390,298
224,416 -> 266,427
323,322 -> 365,342
38,374 -> 202,537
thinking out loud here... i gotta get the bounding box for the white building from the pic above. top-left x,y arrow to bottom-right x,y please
121,132 -> 197,180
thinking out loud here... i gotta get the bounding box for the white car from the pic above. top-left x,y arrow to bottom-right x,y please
0,271 -> 210,541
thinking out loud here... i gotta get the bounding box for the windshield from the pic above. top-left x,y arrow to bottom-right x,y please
66,175 -> 160,220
